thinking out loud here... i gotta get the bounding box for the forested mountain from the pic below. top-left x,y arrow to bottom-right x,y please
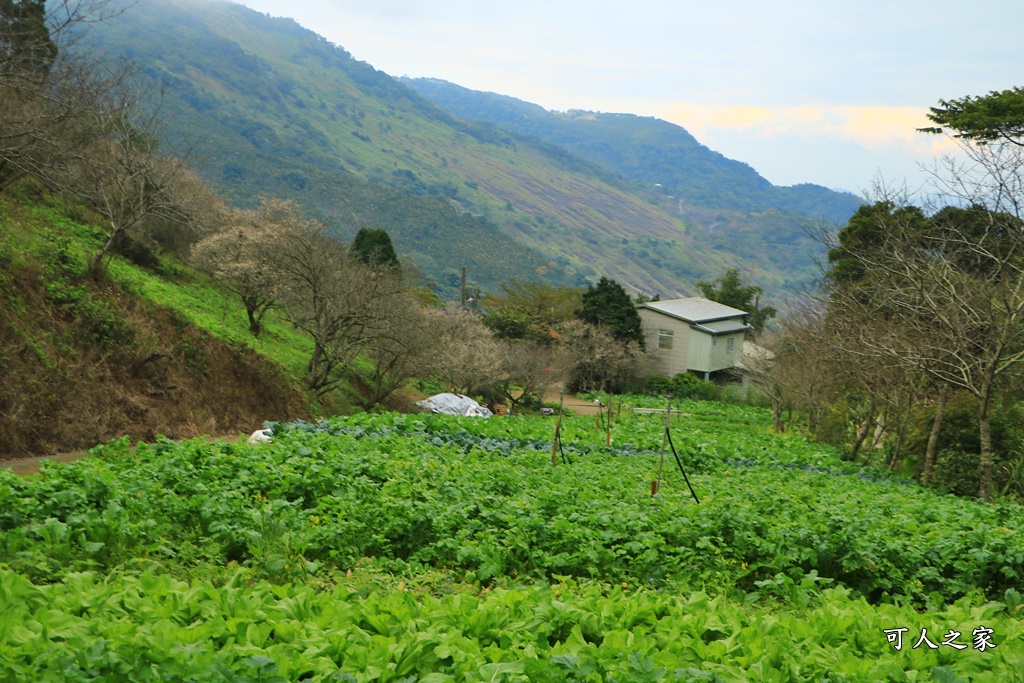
86,0 -> 853,298
403,79 -> 862,224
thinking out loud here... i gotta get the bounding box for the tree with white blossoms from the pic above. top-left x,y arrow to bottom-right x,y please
191,198 -> 305,336
557,319 -> 641,392
425,307 -> 506,397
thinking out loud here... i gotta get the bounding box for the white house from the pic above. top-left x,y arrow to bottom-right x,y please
638,298 -> 750,380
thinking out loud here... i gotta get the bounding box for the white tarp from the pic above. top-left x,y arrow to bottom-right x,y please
415,393 -> 493,417
247,428 -> 273,445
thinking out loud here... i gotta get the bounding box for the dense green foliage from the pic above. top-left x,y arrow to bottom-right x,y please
3,403 -> 1023,604
2,568 -> 1021,682
903,391 -> 1024,499
922,87 -> 1024,144
645,374 -> 720,402
2,398 -> 1023,678
694,269 -> 775,334
577,278 -> 644,348
351,227 -> 401,270
481,280 -> 581,342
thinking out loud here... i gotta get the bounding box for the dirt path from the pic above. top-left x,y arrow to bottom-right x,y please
0,434 -> 243,477
1,393 -> 605,476
0,450 -> 94,477
541,386 -> 604,416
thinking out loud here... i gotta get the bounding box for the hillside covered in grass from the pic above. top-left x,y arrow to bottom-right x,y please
0,186 -> 317,458
83,0 -> 847,299
403,78 -> 862,223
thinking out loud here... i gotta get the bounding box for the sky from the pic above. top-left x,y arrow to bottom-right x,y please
235,0 -> 1024,196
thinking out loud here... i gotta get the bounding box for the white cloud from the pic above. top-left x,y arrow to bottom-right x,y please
657,103 -> 958,151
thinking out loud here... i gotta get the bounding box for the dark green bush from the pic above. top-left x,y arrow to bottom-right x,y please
904,391 -> 1024,496
646,372 -> 719,401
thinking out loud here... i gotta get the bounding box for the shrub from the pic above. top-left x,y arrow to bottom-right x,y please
645,374 -> 674,395
645,372 -> 719,401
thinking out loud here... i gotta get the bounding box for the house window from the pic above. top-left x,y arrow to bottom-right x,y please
657,329 -> 674,350
712,336 -> 717,347
727,336 -> 735,352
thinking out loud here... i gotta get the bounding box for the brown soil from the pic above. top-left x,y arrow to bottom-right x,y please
0,262 -> 309,460
542,385 -> 604,416
0,434 -> 243,477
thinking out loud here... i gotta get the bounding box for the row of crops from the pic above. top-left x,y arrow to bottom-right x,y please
3,569 -> 1020,682
1,398 -> 1022,680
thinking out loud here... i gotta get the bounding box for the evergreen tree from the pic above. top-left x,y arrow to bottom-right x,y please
0,0 -> 58,77
351,227 -> 400,270
695,268 -> 776,334
827,202 -> 932,286
920,87 -> 1024,145
577,277 -> 644,349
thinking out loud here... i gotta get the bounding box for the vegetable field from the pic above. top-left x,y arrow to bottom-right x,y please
1,399 -> 1022,681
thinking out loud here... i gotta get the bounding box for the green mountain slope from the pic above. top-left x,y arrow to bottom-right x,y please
0,187 -> 313,457
403,78 -> 862,223
87,0 -> 834,298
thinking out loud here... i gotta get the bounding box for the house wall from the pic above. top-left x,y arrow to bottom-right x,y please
639,309 -> 748,377
687,329 -> 712,372
709,331 -> 745,371
639,309 -> 690,376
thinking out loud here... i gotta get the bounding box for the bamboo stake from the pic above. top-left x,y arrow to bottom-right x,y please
550,390 -> 564,465
606,399 -> 612,447
654,396 -> 669,498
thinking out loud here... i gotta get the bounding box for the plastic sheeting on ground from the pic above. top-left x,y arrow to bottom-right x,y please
415,393 -> 493,418
247,428 -> 273,445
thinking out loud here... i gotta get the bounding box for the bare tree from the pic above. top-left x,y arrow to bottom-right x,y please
557,320 -> 640,392
495,340 -> 556,412
1,1 -> 186,270
147,167 -> 222,252
52,103 -> 192,273
771,307 -> 838,439
819,146 -> 1024,499
742,326 -> 799,433
0,1 -> 134,190
276,221 -> 411,396
425,307 -> 506,396
816,297 -> 931,463
920,382 -> 952,484
362,298 -> 433,407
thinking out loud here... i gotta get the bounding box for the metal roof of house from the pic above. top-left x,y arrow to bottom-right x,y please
641,298 -> 748,323
692,319 -> 751,335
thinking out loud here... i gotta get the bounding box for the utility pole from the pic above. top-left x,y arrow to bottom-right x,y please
460,267 -> 467,308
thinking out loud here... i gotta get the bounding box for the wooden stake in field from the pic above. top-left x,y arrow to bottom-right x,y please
654,396 -> 670,497
652,396 -> 701,504
551,390 -> 565,465
606,399 -> 612,447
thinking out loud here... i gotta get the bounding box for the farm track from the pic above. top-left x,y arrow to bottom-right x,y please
0,434 -> 242,477
0,393 -> 601,476
541,388 -> 604,416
